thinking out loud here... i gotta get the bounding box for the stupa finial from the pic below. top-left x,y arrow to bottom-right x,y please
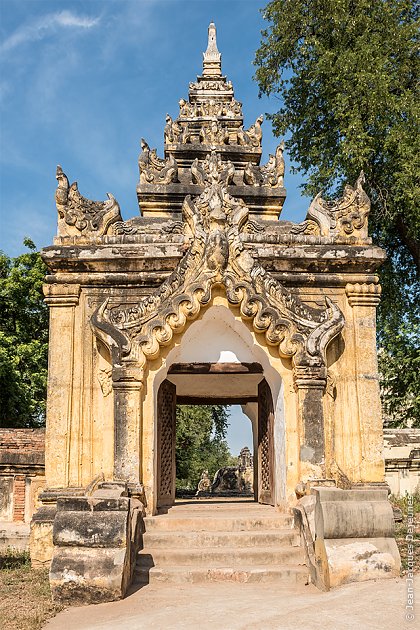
203,22 -> 221,76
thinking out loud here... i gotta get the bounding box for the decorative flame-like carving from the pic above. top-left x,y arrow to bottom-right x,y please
92,167 -> 344,376
292,172 -> 370,239
55,166 -> 121,238
237,115 -> 263,148
138,139 -> 179,184
243,142 -> 285,188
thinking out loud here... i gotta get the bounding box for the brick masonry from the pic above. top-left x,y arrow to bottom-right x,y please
0,428 -> 45,522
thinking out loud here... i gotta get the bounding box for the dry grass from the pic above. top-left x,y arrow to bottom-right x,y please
0,552 -> 63,630
391,491 -> 420,575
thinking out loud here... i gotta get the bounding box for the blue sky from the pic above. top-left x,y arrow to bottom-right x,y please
0,0 -> 310,257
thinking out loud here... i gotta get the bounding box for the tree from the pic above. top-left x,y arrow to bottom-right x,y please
0,239 -> 48,427
254,0 -> 419,426
175,405 -> 236,490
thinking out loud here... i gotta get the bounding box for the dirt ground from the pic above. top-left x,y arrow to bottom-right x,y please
0,561 -> 63,630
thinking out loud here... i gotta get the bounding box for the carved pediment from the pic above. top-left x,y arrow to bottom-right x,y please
92,165 -> 344,378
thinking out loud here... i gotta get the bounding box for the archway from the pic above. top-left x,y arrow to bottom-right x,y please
150,304 -> 285,513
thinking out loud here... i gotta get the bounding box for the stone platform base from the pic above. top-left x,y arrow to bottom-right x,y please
294,486 -> 401,590
0,521 -> 30,553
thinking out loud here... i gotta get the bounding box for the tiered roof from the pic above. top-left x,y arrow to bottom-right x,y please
137,22 -> 286,221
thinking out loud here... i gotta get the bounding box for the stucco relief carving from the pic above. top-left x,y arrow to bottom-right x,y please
237,115 -> 263,147
243,142 -> 285,187
98,367 -> 113,396
178,98 -> 243,119
191,151 -> 235,186
92,165 -> 344,379
164,115 -> 191,144
199,119 -> 229,145
110,218 -> 184,236
189,79 -> 232,91
291,172 -> 370,239
138,139 -> 179,184
55,166 -> 122,237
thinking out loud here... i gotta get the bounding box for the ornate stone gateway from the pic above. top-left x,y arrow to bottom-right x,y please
31,23 -> 400,603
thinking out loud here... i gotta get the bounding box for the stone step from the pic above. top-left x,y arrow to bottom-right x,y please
142,529 -> 299,549
134,564 -> 309,585
143,514 -> 293,532
137,545 -> 303,567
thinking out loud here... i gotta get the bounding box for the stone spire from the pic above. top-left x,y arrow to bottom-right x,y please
136,22 -> 286,223
202,22 -> 221,76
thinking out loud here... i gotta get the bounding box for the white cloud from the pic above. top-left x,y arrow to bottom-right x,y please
0,10 -> 100,54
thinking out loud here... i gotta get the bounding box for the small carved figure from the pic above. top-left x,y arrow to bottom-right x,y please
164,114 -> 190,144
248,114 -> 263,146
138,139 -> 154,183
200,119 -> 229,145
244,161 -> 264,186
196,470 -> 211,494
178,98 -> 190,116
237,115 -> 263,147
191,152 -> 235,187
191,158 -> 206,185
274,141 -> 285,185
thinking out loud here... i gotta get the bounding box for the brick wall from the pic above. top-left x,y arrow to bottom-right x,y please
0,429 -> 45,522
0,428 -> 45,452
12,475 -> 26,521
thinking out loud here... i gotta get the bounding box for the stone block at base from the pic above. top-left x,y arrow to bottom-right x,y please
47,482 -> 144,604
30,506 -> 56,568
294,486 -> 401,590
50,546 -> 127,605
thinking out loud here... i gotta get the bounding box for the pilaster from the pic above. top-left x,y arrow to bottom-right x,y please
43,284 -> 80,488
112,363 -> 144,484
294,363 -> 327,477
345,282 -> 384,482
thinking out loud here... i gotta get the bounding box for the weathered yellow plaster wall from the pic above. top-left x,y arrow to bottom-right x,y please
43,282 -> 384,506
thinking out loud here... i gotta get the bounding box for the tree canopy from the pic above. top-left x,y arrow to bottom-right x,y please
176,405 -> 236,490
255,0 -> 419,426
0,240 -> 48,427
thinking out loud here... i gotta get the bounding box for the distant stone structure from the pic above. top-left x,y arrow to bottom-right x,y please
196,447 -> 254,497
196,470 -> 211,494
30,22 -> 400,603
0,429 -> 45,523
384,428 -> 420,496
0,429 -> 45,553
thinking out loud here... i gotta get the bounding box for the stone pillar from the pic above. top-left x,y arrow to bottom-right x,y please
294,364 -> 327,479
112,363 -> 143,485
345,282 -> 384,482
43,283 -> 80,488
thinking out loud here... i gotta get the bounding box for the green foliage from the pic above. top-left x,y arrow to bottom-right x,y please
0,239 -> 48,427
255,0 -> 419,426
0,549 -> 31,571
175,405 -> 235,490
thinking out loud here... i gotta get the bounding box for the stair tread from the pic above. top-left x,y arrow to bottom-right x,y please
138,545 -> 301,553
136,564 -> 307,572
141,528 -> 297,542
